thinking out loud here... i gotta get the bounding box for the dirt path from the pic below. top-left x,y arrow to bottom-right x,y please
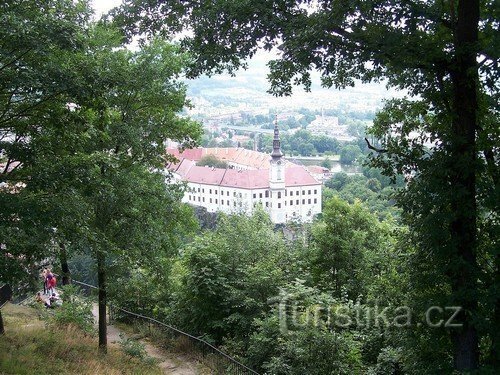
91,304 -> 204,375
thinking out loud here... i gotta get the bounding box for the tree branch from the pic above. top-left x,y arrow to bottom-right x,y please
365,137 -> 388,153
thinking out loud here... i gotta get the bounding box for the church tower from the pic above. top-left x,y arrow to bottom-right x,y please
269,116 -> 286,223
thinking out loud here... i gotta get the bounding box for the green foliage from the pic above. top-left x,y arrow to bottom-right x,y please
197,154 -> 228,168
119,333 -> 156,365
321,157 -> 333,170
0,0 -> 92,289
310,197 -> 395,300
166,209 -> 289,344
48,285 -> 94,335
0,303 -> 162,375
247,281 -> 365,374
340,145 -> 362,165
324,172 -> 400,220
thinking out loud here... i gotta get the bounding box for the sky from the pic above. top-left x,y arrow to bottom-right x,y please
92,0 -> 122,17
89,0 -> 399,103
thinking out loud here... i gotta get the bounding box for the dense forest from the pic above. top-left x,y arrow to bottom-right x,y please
1,0 -> 499,374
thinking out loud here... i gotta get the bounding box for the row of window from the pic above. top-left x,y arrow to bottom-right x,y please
192,187 -> 318,199
251,189 -> 318,199
187,195 -> 318,207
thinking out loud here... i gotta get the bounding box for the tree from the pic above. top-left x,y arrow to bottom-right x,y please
340,144 -> 362,165
115,0 -> 499,370
168,209 -> 288,344
197,154 -> 228,169
2,4 -> 201,353
0,0 -> 92,291
62,29 -> 200,353
310,197 -> 393,299
321,157 -> 332,170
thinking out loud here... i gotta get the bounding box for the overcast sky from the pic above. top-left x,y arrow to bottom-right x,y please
92,0 -> 122,17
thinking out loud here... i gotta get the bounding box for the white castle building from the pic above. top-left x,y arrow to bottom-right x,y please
167,124 -> 322,224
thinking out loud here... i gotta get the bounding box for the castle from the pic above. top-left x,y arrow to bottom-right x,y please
167,124 -> 322,223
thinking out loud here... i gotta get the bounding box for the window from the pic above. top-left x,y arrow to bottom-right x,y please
227,191 -> 229,196
265,190 -> 269,198
198,197 -> 200,202
290,200 -> 293,205
314,189 -> 317,194
302,190 -> 305,195
265,202 -> 269,207
296,199 -> 299,205
259,193 -> 263,198
234,192 -> 236,197
216,199 -> 218,204
202,197 -> 205,202
253,193 -> 256,198
215,190 -> 218,195
314,198 -> 317,204
210,198 -> 212,203
234,202 -> 236,207
198,188 -> 200,192
278,203 -> 281,208
308,199 -> 311,204
302,199 -> 305,204
278,192 -> 281,199
239,192 -> 242,198
308,190 -> 311,195
285,191 -> 287,196
209,189 -> 212,194
202,189 -> 205,193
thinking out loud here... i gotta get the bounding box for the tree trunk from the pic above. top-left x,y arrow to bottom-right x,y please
59,242 -> 71,285
0,309 -> 4,335
449,0 -> 480,370
97,249 -> 107,354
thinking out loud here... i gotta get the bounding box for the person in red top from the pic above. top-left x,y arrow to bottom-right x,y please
46,270 -> 56,296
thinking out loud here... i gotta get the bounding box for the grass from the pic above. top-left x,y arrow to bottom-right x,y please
0,303 -> 163,375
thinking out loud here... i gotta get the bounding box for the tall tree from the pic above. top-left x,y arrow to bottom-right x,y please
45,26 -> 201,353
115,0 -> 499,371
0,0 -> 91,289
1,1 -> 202,352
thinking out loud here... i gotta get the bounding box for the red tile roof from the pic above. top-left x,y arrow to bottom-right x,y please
221,169 -> 269,189
285,166 -> 321,186
167,147 -> 204,161
185,166 -> 227,185
306,165 -> 330,174
166,147 -> 320,189
170,164 -> 319,189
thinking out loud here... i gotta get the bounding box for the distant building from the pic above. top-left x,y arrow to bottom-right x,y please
305,165 -> 332,182
167,123 -> 322,224
307,115 -> 356,141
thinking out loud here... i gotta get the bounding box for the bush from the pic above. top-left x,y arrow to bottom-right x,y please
49,284 -> 94,335
119,334 -> 157,365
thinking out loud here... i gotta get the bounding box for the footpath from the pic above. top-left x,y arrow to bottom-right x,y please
91,304 -> 204,375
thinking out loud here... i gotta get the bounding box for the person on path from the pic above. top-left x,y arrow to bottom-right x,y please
46,270 -> 56,296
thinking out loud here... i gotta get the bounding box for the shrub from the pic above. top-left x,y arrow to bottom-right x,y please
49,284 -> 94,335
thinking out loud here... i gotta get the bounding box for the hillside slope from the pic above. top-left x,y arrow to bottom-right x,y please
0,303 -> 162,375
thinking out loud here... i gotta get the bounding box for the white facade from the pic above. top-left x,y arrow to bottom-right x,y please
180,182 -> 322,224
168,124 -> 322,224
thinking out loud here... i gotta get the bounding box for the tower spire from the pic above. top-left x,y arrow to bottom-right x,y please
271,114 -> 283,159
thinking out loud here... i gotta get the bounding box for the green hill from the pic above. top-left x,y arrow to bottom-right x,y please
0,303 -> 162,375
